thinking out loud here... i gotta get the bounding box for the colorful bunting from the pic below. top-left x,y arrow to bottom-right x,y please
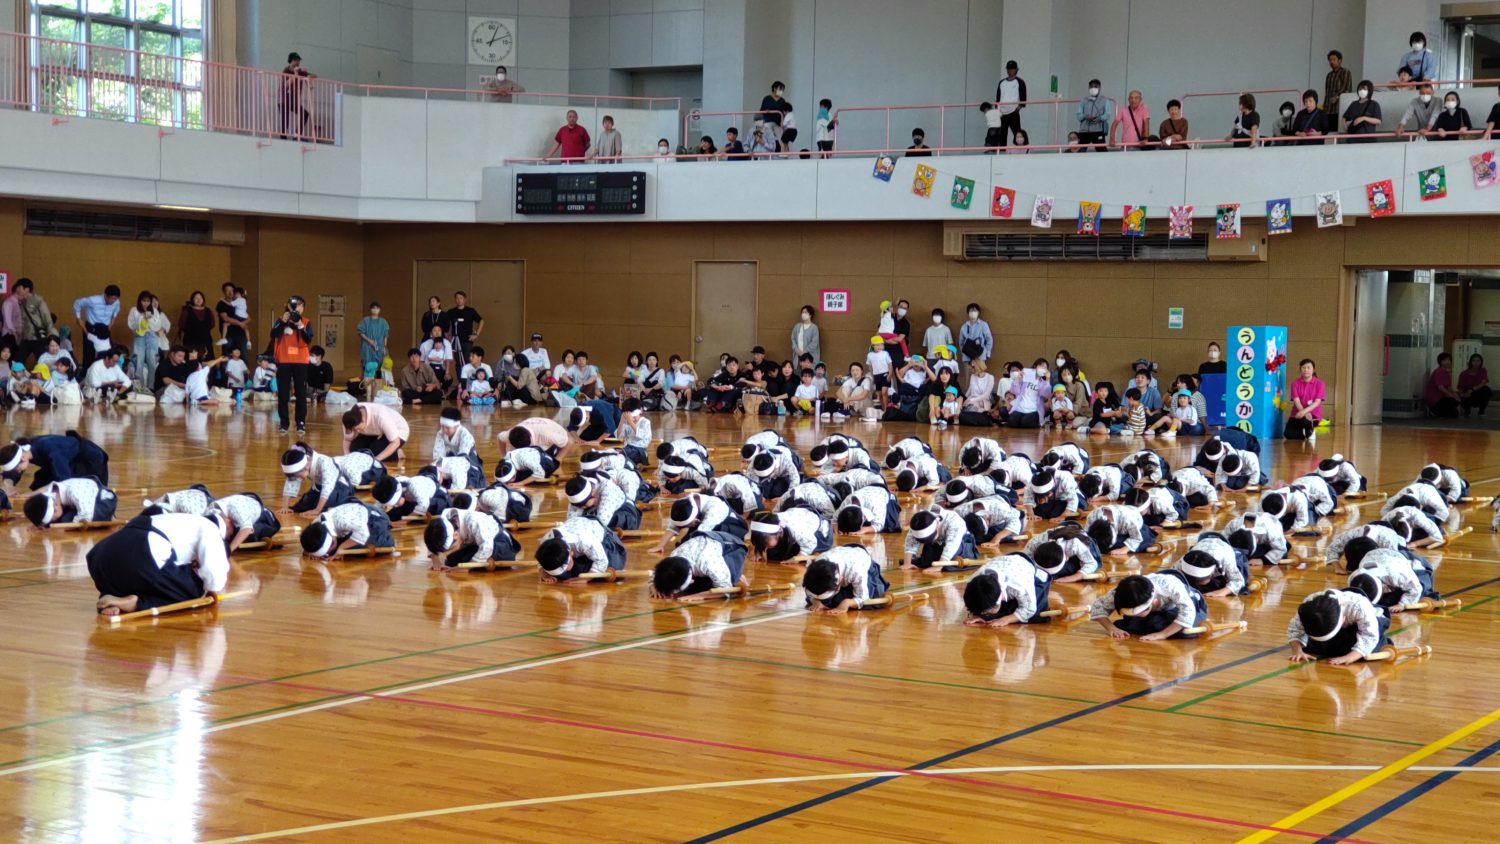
1077,201 -> 1101,235
1031,195 -> 1055,228
1315,191 -> 1343,228
1169,206 -> 1193,239
950,176 -> 975,210
1215,204 -> 1241,239
1266,198 -> 1292,236
991,186 -> 1016,218
871,155 -> 896,182
912,164 -> 936,198
1418,166 -> 1447,201
1473,151 -> 1498,189
1365,180 -> 1395,217
1122,205 -> 1146,237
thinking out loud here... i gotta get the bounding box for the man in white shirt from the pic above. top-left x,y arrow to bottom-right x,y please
84,347 -> 132,402
994,60 -> 1027,147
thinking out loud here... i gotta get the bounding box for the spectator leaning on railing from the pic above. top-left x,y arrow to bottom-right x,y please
545,110 -> 591,163
1343,79 -> 1382,142
484,65 -> 524,103
1396,83 -> 1439,139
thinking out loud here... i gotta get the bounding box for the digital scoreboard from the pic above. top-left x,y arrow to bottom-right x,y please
515,171 -> 645,215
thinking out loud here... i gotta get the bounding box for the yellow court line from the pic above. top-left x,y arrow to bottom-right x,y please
1234,707 -> 1500,844
199,764 -> 1500,843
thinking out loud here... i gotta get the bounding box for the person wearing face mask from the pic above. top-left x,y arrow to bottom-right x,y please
1271,101 -> 1297,145
654,137 -> 675,162
1342,79 -> 1382,143
356,301 -> 389,383
907,128 -> 932,157
1198,342 -> 1226,377
1431,92 -> 1472,141
923,308 -> 953,357
1397,83 -> 1439,139
484,65 -> 524,103
791,304 -> 821,366
883,299 -> 912,362
1075,79 -> 1112,152
1399,32 -> 1435,83
958,304 -> 993,376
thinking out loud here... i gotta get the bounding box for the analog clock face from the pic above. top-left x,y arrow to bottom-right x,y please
469,18 -> 514,65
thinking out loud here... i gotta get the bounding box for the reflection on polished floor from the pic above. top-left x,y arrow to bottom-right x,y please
1,402 -> 1498,842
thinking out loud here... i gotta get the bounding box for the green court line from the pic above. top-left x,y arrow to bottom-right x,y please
1165,595 -> 1497,713
1121,707 -> 1483,755
643,647 -> 1098,704
0,606 -> 798,772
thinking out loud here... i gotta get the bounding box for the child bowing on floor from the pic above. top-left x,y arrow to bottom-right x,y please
22,476 -> 118,527
902,508 -> 978,571
803,545 -> 890,615
655,492 -> 748,554
1085,504 -> 1161,556
749,508 -> 833,563
424,507 -> 521,571
280,442 -> 358,516
1024,523 -> 1101,582
433,408 -> 483,476
372,469 -> 451,522
1090,572 -> 1208,641
298,502 -> 394,559
650,530 -> 751,601
565,474 -> 642,531
87,512 -> 229,617
962,553 -> 1054,627
1287,588 -> 1389,665
206,493 -> 282,552
1343,537 -> 1438,612
1173,532 -> 1250,597
1227,512 -> 1289,566
534,516 -> 629,582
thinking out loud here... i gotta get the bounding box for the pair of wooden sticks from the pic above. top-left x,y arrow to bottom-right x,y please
103,588 -> 254,625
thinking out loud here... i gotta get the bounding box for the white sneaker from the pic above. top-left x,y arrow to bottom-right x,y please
1162,430 -> 1176,439
820,412 -> 832,420
936,420 -> 948,428
21,397 -> 36,409
1144,430 -> 1155,438
215,338 -> 227,346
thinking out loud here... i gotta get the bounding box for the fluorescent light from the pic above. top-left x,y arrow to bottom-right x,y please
155,204 -> 211,212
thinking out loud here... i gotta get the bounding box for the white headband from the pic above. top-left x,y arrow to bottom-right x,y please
1,444 -> 31,473
946,486 -> 969,503
1030,477 -> 1056,495
674,569 -> 695,595
909,516 -> 939,540
432,518 -> 455,551
663,461 -> 686,476
312,525 -> 336,557
1305,590 -> 1344,640
579,454 -> 604,471
568,477 -> 597,504
811,453 -> 829,467
1179,557 -> 1218,578
810,588 -> 836,601
1354,574 -> 1383,606
753,461 -> 776,477
1319,464 -> 1339,478
750,519 -> 781,535
1035,553 -> 1064,575
378,480 -> 405,507
37,492 -> 57,526
1121,600 -> 1153,616
440,417 -> 461,428
496,462 -> 517,482
670,496 -> 699,528
282,455 -> 309,475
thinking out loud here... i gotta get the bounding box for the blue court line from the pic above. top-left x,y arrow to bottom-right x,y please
687,573 -> 1500,842
1315,736 -> 1500,842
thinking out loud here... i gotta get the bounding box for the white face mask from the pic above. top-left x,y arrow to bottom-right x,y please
1281,109 -> 1293,118
1419,93 -> 1432,103
896,308 -> 907,318
1209,349 -> 1220,361
502,353 -> 513,361
1358,89 -> 1370,100
932,315 -> 942,325
658,145 -> 669,153
1412,42 -> 1424,51
1056,357 -> 1066,368
1088,87 -> 1100,97
968,311 -> 978,320
1036,368 -> 1048,379
497,72 -> 507,81
1445,101 -> 1457,112
801,313 -> 812,322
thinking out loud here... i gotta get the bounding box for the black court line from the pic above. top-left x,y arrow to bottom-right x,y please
687,573 -> 1500,842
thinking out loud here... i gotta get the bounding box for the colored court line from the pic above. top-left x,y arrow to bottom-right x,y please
198,764 -> 1432,844
1315,736 -> 1500,841
686,573 -> 1500,841
0,582 -> 951,776
1232,707 -> 1500,844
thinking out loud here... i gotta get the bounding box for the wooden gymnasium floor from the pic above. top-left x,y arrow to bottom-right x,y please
2,405 -> 1500,844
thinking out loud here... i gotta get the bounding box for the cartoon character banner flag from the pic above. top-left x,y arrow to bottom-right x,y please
1122,205 -> 1146,237
1031,195 -> 1055,228
1215,204 -> 1241,239
1168,205 -> 1193,239
991,186 -> 1016,218
950,176 -> 975,210
1418,166 -> 1447,201
1266,198 -> 1293,236
912,164 -> 936,198
1315,191 -> 1343,228
871,155 -> 896,182
1473,151 -> 1498,189
1365,180 -> 1396,217
1077,201 -> 1101,235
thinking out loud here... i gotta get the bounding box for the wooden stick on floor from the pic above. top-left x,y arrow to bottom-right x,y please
1402,597 -> 1462,612
856,592 -> 930,610
674,582 -> 801,602
572,569 -> 645,583
455,559 -> 535,572
234,539 -> 285,552
1247,576 -> 1269,593
1159,521 -> 1204,531
1342,491 -> 1386,501
52,519 -> 123,532
617,528 -> 666,540
332,546 -> 398,558
1036,603 -> 1089,619
1363,643 -> 1433,662
104,587 -> 253,625
1181,619 -> 1249,636
1431,526 -> 1473,548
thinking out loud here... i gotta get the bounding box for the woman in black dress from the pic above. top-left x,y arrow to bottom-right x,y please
177,290 -> 215,360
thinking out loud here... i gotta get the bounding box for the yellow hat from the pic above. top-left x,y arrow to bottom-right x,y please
936,345 -> 952,360
31,363 -> 50,380
870,335 -> 885,346
382,355 -> 394,371
879,300 -> 892,311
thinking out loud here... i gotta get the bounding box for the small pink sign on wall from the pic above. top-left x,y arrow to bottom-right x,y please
0,271 -> 8,295
820,288 -> 849,314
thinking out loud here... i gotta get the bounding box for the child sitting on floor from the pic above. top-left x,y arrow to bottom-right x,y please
803,545 -> 890,614
1090,572 -> 1208,640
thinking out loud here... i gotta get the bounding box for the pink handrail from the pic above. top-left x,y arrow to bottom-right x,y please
1178,87 -> 1305,117
682,108 -> 790,151
0,29 -> 681,146
828,97 -> 1117,150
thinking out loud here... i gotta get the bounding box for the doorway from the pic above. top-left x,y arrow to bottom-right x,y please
693,261 -> 758,364
413,260 -> 525,352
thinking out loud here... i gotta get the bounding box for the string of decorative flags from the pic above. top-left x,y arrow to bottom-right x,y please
871,148 -> 1498,238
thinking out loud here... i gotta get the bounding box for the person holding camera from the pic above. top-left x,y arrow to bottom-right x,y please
272,296 -> 314,434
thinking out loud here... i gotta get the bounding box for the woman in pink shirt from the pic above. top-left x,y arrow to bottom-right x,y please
342,402 -> 410,462
1458,353 -> 1491,418
501,416 -> 572,459
1284,358 -> 1325,440
1424,353 -> 1461,418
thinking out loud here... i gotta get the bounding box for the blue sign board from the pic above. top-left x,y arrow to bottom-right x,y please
1226,325 -> 1289,438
